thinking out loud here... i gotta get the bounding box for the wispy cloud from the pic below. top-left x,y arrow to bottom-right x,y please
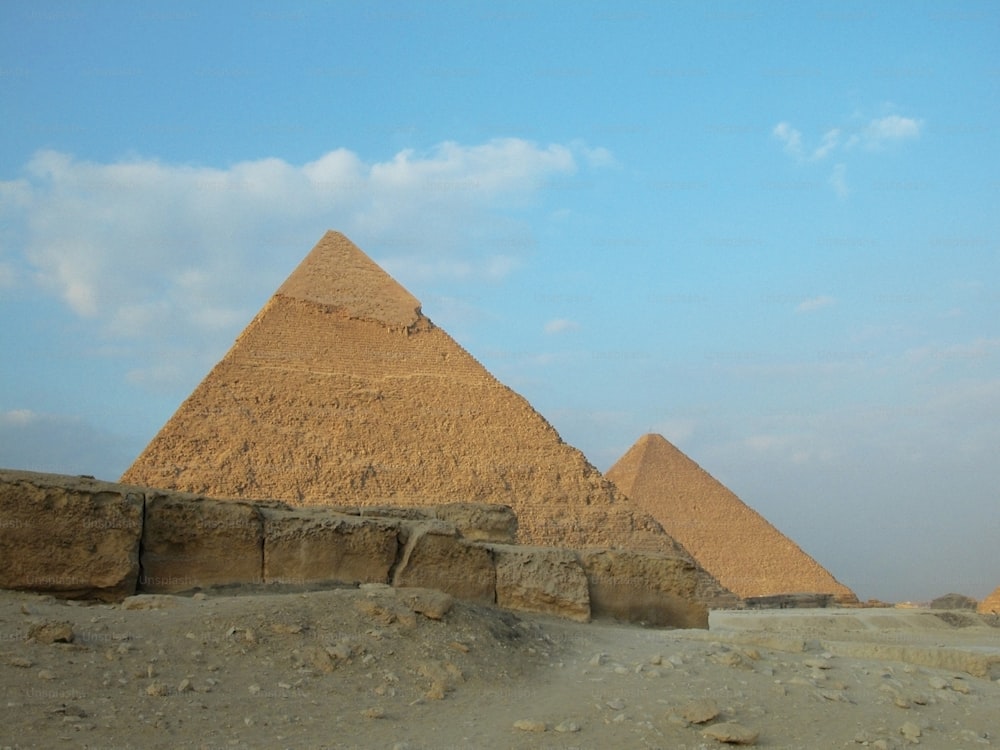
861,115 -> 923,148
829,163 -> 849,198
773,110 -> 922,195
543,318 -> 580,335
796,295 -> 837,313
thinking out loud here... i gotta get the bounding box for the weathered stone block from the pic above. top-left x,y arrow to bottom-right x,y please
392,522 -> 495,604
262,506 -> 400,585
140,491 -> 262,593
431,503 -> 518,544
488,544 -> 590,622
578,549 -> 709,628
0,469 -> 143,601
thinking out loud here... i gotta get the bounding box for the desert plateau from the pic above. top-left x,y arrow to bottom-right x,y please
2,586 -> 999,750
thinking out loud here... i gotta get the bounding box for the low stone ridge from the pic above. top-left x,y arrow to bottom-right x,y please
391,523 -> 497,604
0,469 -> 725,628
607,433 -> 857,603
120,231 -> 690,559
261,506 -> 400,586
487,544 -> 591,623
579,549 -> 716,628
141,491 -> 263,593
0,469 -> 143,601
744,593 -> 834,610
978,585 -> 1000,615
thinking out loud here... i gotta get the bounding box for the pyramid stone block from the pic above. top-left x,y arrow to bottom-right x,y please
121,231 -> 692,559
606,433 -> 857,603
0,469 -> 143,601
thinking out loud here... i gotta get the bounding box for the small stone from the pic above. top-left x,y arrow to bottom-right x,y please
513,719 -> 547,733
449,641 -> 470,653
606,698 -> 625,710
804,658 -> 832,669
589,653 -> 607,666
28,621 -> 74,644
900,721 -> 921,741
928,676 -> 948,690
701,722 -> 759,745
37,669 -> 56,681
145,682 -> 170,696
8,656 -> 32,668
177,679 -> 193,693
248,684 -> 261,695
192,592 -> 208,601
681,698 -> 720,724
649,654 -> 662,665
424,681 -> 447,701
950,679 -> 970,694
554,720 -> 581,733
396,588 -> 454,620
362,707 -> 386,719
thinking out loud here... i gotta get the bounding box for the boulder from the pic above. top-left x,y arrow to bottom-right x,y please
392,522 -> 495,604
262,506 -> 400,586
0,469 -> 143,601
140,491 -> 262,593
578,549 -> 710,628
488,544 -> 590,622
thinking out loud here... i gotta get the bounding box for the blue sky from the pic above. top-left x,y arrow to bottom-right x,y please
1,1 -> 998,604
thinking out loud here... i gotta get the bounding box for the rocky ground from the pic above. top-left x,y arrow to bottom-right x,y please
1,586 -> 999,749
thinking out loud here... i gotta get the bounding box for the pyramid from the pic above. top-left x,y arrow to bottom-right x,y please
606,434 -> 857,603
122,231 -> 689,556
979,585 -> 1000,615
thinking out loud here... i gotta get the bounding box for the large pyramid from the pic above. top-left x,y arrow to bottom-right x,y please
122,231 -> 688,555
606,434 -> 857,603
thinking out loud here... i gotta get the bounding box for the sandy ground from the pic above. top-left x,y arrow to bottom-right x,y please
1,586 -> 999,750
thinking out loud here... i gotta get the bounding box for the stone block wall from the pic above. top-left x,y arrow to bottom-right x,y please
0,469 -> 734,627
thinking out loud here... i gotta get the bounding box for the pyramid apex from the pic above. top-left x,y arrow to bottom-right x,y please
276,231 -> 423,328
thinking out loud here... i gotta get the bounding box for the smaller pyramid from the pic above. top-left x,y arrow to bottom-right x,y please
607,434 -> 857,603
978,585 -> 1000,615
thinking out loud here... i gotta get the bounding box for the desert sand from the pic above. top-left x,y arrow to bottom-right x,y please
2,586 -> 998,750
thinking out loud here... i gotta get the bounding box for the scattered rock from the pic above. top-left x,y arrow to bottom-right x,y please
145,681 -> 171,696
681,697 -> 720,724
701,722 -> 759,745
122,594 -> 180,610
900,721 -> 922,742
513,719 -> 547,732
554,720 -> 581,733
396,587 -> 454,620
37,669 -> 56,681
8,656 -> 32,668
27,621 -> 74,644
362,707 -> 386,719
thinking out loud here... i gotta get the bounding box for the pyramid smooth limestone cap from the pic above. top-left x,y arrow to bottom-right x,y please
276,230 -> 423,328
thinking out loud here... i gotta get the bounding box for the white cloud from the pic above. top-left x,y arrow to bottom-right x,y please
796,295 -> 837,313
1,139 -> 603,359
864,115 -> 922,146
543,318 -> 580,335
772,122 -> 803,159
773,112 -> 922,189
813,128 -> 841,160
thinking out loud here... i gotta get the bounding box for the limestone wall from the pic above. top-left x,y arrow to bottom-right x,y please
0,469 -> 733,628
